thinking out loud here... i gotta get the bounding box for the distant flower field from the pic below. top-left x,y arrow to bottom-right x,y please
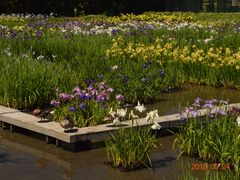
1,12 -> 240,110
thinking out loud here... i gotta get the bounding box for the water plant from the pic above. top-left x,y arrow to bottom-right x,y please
50,82 -> 117,127
105,103 -> 160,170
174,98 -> 240,174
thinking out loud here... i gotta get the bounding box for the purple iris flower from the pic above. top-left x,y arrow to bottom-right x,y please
85,93 -> 92,100
101,105 -> 107,109
116,94 -> 124,102
142,63 -> 149,69
184,107 -> 190,114
202,103 -> 214,109
217,110 -> 226,115
211,99 -> 218,103
78,93 -> 86,100
205,99 -> 217,104
79,104 -> 86,109
220,100 -> 228,105
180,112 -> 185,120
101,90 -> 107,97
184,107 -> 193,113
91,79 -> 97,83
98,82 -> 105,90
87,85 -> 93,91
190,110 -> 200,118
230,106 -> 240,115
97,95 -> 105,103
59,93 -> 72,101
73,86 -> 82,94
192,97 -> 201,107
35,30 -> 43,37
50,99 -> 60,106
90,89 -> 98,96
194,97 -> 201,104
68,107 -> 76,112
122,77 -> 128,85
107,88 -> 114,93
111,29 -> 119,35
159,70 -> 165,77
10,31 -> 17,39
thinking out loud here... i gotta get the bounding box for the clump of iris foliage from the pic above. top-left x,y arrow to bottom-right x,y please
174,98 -> 240,174
105,102 -> 160,170
50,81 -> 124,127
1,12 -> 240,109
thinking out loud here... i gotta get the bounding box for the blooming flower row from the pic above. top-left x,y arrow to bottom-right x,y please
2,12 -> 239,39
50,81 -> 125,127
180,97 -> 229,120
106,37 -> 240,69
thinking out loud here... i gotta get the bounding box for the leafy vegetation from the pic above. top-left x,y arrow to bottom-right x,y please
174,98 -> 240,174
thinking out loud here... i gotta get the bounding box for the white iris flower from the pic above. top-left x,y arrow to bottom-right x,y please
236,116 -> 240,127
135,101 -> 146,113
116,108 -> 127,118
109,107 -> 116,118
146,110 -> 159,122
151,122 -> 161,130
113,117 -> 122,126
129,110 -> 139,119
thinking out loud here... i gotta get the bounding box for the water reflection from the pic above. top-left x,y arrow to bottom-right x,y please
0,129 -> 238,179
148,84 -> 240,116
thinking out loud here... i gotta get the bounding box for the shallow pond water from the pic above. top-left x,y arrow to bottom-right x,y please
146,83 -> 240,115
0,129 -> 236,180
0,84 -> 239,180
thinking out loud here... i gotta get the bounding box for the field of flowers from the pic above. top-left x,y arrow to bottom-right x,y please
0,12 -> 240,174
1,12 -> 240,111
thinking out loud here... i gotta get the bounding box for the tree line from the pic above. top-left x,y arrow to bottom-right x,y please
0,0 -> 166,16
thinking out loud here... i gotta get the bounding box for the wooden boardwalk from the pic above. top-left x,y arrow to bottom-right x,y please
0,103 -> 239,150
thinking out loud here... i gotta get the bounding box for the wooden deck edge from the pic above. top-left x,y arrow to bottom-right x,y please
0,103 -> 239,143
